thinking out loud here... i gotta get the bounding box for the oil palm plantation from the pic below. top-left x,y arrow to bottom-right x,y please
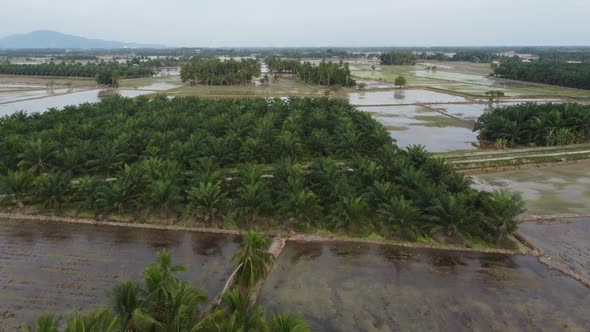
1,169 -> 34,208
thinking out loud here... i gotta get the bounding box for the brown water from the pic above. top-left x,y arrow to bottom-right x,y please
0,219 -> 239,331
520,218 -> 590,281
259,241 -> 590,332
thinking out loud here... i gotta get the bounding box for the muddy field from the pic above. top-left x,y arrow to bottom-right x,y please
472,163 -> 590,215
519,218 -> 590,281
0,219 -> 239,331
259,241 -> 590,332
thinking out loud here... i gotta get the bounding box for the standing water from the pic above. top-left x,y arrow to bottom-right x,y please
259,241 -> 590,331
0,219 -> 240,331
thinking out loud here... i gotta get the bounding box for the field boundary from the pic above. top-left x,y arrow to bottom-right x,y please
0,210 -> 526,255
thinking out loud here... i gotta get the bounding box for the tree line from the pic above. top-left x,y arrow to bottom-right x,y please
492,58 -> 590,90
180,58 -> 260,86
419,51 -> 501,63
266,58 -> 355,86
379,52 -> 417,65
0,62 -> 154,79
0,96 -> 523,245
474,103 -> 590,147
23,233 -> 310,332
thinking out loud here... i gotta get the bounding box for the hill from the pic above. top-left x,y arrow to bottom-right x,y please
0,30 -> 165,49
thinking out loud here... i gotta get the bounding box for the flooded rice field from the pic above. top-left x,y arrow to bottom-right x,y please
259,241 -> 590,332
355,79 -> 397,89
0,83 -> 47,90
429,103 -> 489,122
519,218 -> 590,281
360,105 -> 479,152
348,89 -> 467,105
0,88 -> 74,104
472,163 -> 590,216
0,219 -> 239,331
414,70 -> 498,86
0,89 -> 152,116
132,81 -> 181,91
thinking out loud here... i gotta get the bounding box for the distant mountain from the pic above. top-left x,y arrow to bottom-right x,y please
0,30 -> 165,49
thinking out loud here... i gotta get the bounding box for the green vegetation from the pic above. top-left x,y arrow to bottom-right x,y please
474,103 -> 590,147
394,75 -> 407,88
23,241 -> 309,332
231,230 -> 275,287
0,62 -> 153,79
266,58 -> 355,86
419,51 -> 500,63
380,52 -> 417,65
180,58 -> 260,86
0,96 -> 523,245
485,90 -> 505,103
493,59 -> 590,90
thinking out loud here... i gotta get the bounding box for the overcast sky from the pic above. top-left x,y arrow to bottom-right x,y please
1,0 -> 589,47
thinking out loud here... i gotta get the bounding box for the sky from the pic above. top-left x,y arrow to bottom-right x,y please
1,0 -> 590,47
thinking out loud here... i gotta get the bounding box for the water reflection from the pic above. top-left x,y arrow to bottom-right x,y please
0,89 -> 152,116
260,241 -> 590,331
0,219 -> 240,331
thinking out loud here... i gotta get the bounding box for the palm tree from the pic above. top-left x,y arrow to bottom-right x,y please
18,139 -> 56,175
216,289 -> 267,330
378,197 -> 425,241
63,309 -> 118,332
1,169 -> 34,208
427,194 -> 474,237
186,181 -> 227,223
329,194 -> 367,231
481,190 -> 526,243
108,281 -> 142,332
144,179 -> 182,219
22,314 -> 60,332
278,186 -> 322,228
96,181 -> 135,216
236,180 -> 270,223
73,175 -> 101,211
86,142 -> 129,177
231,230 -> 274,287
367,180 -> 395,209
269,313 -> 311,332
36,171 -> 72,210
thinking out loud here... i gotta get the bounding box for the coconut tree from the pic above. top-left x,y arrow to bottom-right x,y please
214,289 -> 267,330
63,309 -> 118,332
269,313 -> 311,332
231,230 -> 274,287
108,281 -> 143,332
22,314 -> 60,332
